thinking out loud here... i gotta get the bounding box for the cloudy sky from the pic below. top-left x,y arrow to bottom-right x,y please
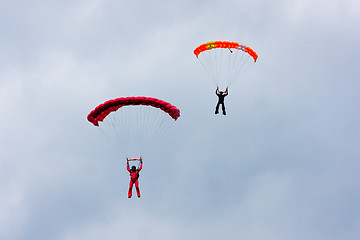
1,0 -> 360,239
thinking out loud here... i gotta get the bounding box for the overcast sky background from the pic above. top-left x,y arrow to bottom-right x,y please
1,0 -> 360,239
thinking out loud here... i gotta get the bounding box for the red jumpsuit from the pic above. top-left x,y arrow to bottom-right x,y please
127,162 -> 142,198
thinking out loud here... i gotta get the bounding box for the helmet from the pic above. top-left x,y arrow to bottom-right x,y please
131,166 -> 136,171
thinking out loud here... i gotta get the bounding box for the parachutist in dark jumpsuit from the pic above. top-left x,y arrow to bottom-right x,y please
215,87 -> 228,115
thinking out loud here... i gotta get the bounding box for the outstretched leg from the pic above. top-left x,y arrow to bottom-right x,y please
128,181 -> 134,198
134,180 -> 141,198
215,102 -> 220,114
222,103 -> 226,115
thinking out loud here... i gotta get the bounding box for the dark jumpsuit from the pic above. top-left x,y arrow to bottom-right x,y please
215,89 -> 228,115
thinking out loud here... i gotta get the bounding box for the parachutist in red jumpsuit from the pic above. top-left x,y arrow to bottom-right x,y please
215,87 -> 228,115
127,158 -> 143,198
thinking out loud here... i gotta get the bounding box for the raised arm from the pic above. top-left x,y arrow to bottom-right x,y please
138,158 -> 143,171
126,158 -> 131,172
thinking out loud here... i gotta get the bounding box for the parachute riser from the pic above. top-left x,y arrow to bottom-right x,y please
127,158 -> 142,168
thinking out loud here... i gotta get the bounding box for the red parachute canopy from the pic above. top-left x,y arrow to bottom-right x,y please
193,41 -> 258,89
194,41 -> 258,62
87,96 -> 180,126
87,96 -> 180,158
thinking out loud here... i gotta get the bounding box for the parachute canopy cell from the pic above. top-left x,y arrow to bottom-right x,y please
87,96 -> 180,126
